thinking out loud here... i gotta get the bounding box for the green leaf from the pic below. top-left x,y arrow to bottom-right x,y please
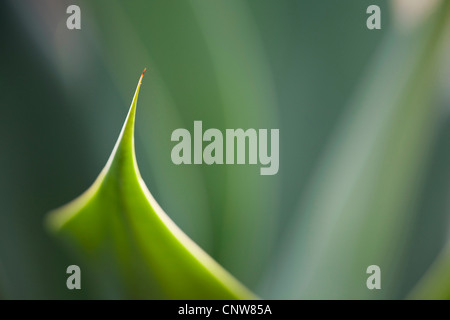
46,70 -> 255,300
189,0 -> 280,287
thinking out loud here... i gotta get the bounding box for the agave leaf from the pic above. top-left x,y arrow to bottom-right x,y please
46,71 -> 255,300
90,0 -> 214,252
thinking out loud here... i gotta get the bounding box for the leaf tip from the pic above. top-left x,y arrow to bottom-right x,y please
139,68 -> 147,85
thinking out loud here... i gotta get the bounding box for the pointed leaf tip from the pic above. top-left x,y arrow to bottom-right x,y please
139,68 -> 147,85
46,69 -> 255,300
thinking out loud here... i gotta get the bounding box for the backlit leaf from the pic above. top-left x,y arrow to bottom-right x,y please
46,70 -> 255,299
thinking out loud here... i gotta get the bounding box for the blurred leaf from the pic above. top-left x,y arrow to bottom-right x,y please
46,71 -> 255,299
190,0 -> 280,287
265,1 -> 450,299
410,247 -> 450,299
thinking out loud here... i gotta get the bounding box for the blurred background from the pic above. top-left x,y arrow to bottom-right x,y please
0,0 -> 449,299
